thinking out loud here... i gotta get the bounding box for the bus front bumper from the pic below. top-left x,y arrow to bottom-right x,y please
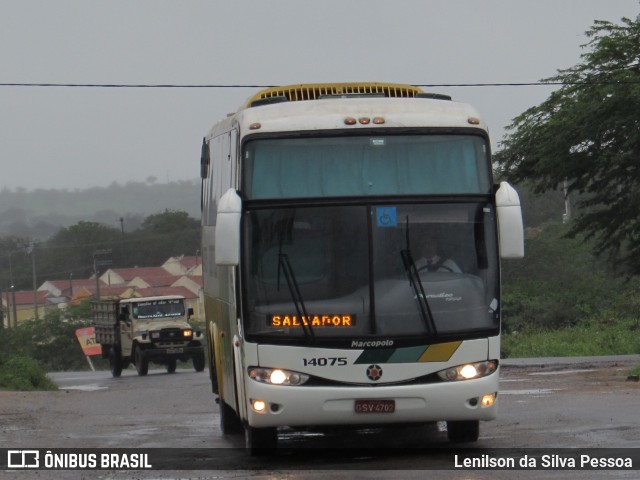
243,370 -> 499,428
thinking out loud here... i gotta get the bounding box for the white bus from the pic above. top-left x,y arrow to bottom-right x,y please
200,82 -> 524,451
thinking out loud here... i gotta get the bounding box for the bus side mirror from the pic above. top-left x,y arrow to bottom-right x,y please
215,188 -> 242,266
200,137 -> 210,179
495,181 -> 524,259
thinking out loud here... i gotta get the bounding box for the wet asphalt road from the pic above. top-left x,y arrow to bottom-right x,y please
1,355 -> 639,479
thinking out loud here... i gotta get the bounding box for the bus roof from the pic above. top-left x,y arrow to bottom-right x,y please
206,82 -> 486,138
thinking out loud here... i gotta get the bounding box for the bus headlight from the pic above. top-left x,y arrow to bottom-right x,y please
437,360 -> 498,382
248,367 -> 310,386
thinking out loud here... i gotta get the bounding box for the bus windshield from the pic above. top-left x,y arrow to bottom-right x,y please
132,299 -> 185,320
242,202 -> 500,344
243,134 -> 492,199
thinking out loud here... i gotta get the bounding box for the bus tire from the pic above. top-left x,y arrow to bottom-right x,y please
446,420 -> 479,443
245,426 -> 277,454
219,399 -> 243,435
109,347 -> 123,378
134,346 -> 149,376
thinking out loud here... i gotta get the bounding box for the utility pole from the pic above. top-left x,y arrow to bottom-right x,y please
0,286 -> 3,330
8,250 -> 19,327
11,285 -> 17,328
3,288 -> 10,329
26,242 -> 38,321
562,179 -> 572,224
93,249 -> 112,301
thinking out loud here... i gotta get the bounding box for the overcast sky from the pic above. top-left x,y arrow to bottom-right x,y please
1,0 -> 638,191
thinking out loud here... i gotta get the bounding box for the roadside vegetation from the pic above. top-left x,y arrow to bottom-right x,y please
501,214 -> 640,359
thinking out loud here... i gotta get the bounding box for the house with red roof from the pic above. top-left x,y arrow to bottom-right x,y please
6,256 -> 205,326
99,266 -> 170,286
38,278 -> 106,298
127,273 -> 182,289
162,255 -> 202,276
2,290 -> 49,327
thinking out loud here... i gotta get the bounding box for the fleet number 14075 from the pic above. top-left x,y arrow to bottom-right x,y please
303,357 -> 348,366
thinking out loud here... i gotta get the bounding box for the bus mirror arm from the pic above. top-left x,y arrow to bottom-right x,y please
215,188 -> 242,266
495,181 -> 525,259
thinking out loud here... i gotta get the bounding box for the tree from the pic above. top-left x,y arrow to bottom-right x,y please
41,221 -> 121,280
130,210 -> 200,266
495,14 -> 640,273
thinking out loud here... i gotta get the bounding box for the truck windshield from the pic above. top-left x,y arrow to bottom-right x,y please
242,202 -> 500,345
132,299 -> 185,319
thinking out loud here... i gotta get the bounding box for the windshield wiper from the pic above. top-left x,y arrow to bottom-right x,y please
401,249 -> 438,336
277,253 -> 315,344
400,215 -> 437,336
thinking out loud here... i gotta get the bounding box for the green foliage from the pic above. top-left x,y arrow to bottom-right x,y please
502,318 -> 640,358
496,13 -> 640,274
0,356 -> 57,391
41,221 -> 122,281
0,301 -> 103,372
129,210 -> 201,266
513,184 -> 566,228
501,221 -> 634,332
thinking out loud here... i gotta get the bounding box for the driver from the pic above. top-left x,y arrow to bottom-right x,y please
414,232 -> 462,273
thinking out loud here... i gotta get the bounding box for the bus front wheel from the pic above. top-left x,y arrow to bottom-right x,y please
447,420 -> 479,443
245,426 -> 277,454
219,399 -> 243,435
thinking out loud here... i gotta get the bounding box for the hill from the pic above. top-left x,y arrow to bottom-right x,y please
0,180 -> 201,238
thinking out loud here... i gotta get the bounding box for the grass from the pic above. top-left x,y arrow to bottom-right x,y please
502,317 -> 640,358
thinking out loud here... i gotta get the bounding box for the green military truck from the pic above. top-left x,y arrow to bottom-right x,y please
92,295 -> 205,377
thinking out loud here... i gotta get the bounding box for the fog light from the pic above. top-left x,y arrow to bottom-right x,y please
481,394 -> 495,407
252,400 -> 267,413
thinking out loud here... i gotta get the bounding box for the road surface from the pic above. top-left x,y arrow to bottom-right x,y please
1,355 -> 639,479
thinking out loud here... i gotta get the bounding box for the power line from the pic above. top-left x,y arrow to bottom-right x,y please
0,83 -> 273,89
2,81 -> 640,89
0,82 -> 562,89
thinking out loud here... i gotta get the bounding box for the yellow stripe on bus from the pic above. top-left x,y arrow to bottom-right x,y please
418,341 -> 463,362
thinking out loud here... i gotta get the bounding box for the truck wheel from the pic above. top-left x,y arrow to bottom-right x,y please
166,359 -> 177,374
109,348 -> 123,378
447,420 -> 479,443
245,426 -> 277,455
193,353 -> 205,372
134,347 -> 149,376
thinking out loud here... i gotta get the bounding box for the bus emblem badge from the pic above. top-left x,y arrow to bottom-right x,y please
366,365 -> 383,381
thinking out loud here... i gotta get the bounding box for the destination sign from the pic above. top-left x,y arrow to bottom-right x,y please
268,314 -> 356,327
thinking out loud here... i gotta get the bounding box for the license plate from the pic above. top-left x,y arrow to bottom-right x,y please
354,399 -> 395,413
166,347 -> 184,354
